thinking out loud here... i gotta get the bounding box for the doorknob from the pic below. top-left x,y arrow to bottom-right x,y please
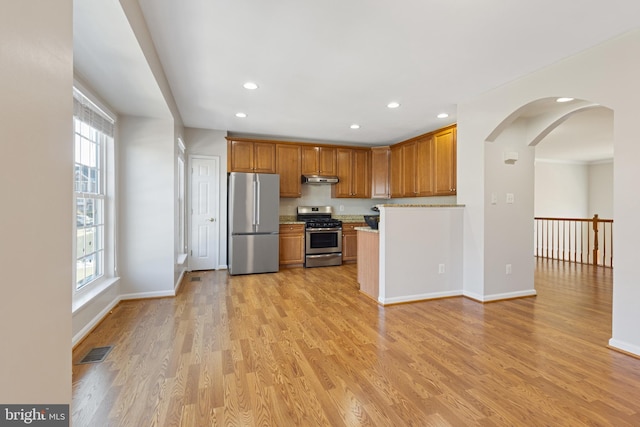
207,218 -> 215,222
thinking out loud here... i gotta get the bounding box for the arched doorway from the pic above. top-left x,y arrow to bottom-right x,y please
484,96 -> 614,294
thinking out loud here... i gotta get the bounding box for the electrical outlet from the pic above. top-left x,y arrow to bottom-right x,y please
339,205 -> 344,212
506,264 -> 512,274
438,264 -> 445,274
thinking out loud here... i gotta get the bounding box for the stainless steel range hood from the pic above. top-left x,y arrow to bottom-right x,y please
301,175 -> 339,184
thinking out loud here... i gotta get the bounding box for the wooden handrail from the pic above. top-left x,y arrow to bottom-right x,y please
534,214 -> 613,268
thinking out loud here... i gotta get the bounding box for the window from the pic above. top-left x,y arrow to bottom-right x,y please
73,88 -> 114,290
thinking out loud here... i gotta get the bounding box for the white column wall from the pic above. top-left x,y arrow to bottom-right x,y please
483,123 -> 536,299
0,1 -> 72,402
457,29 -> 640,355
119,116 -> 176,297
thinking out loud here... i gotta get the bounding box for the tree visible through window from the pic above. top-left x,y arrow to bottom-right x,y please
73,88 -> 114,290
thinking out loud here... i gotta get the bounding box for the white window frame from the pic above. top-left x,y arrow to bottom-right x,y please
72,84 -> 117,302
177,137 -> 187,258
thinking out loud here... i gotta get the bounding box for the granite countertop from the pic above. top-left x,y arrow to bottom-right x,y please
335,215 -> 367,223
374,204 -> 465,208
355,226 -> 379,233
279,215 -> 304,225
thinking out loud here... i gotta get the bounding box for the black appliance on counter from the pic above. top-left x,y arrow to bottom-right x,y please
296,206 -> 343,268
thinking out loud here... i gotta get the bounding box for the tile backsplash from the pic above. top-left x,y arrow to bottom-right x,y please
279,184 -> 456,215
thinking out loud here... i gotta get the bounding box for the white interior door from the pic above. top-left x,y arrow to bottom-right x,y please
190,156 -> 219,270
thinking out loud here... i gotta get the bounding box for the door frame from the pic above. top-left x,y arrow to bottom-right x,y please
188,154 -> 220,271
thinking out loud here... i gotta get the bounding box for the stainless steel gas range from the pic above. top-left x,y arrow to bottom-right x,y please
296,206 -> 343,268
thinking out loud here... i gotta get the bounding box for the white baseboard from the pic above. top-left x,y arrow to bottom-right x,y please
379,290 -> 463,305
120,290 -> 176,300
175,270 -> 186,293
464,289 -> 537,302
608,338 -> 640,357
72,295 -> 121,347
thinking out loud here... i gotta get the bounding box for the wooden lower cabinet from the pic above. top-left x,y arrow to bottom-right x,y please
342,222 -> 366,262
279,224 -> 305,266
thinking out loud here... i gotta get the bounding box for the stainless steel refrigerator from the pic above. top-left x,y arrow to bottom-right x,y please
228,172 -> 280,275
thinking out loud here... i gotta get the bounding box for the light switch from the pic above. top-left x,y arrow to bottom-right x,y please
506,193 -> 514,204
491,193 -> 498,205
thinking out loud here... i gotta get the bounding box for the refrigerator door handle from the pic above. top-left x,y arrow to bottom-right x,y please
252,180 -> 257,226
256,179 -> 261,226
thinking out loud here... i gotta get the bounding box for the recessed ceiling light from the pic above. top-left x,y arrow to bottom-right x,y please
350,124 -> 360,129
243,82 -> 258,90
235,112 -> 247,118
437,113 -> 449,119
556,97 -> 574,103
387,102 -> 400,109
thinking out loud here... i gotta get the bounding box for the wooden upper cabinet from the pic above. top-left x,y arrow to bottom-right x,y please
416,135 -> 434,196
433,126 -> 456,196
228,140 -> 276,173
253,142 -> 277,173
333,148 -> 370,198
389,145 -> 403,198
370,146 -> 390,199
388,124 -> 456,198
301,145 -> 336,176
402,141 -> 418,197
276,144 -> 301,198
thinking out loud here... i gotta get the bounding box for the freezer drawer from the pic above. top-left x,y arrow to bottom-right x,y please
229,233 -> 279,275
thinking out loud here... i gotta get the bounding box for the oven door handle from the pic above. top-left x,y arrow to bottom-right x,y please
306,227 -> 342,232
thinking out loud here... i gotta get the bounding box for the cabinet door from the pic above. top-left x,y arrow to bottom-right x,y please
371,147 -> 390,199
433,127 -> 456,195
342,223 -> 365,262
389,145 -> 403,198
279,224 -> 305,265
333,148 -> 353,198
416,135 -> 434,196
276,144 -> 301,198
300,145 -> 319,175
253,142 -> 276,173
351,149 -> 371,198
318,147 -> 337,175
402,141 -> 417,197
229,140 -> 255,172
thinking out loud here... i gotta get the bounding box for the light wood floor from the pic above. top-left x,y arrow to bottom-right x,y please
72,260 -> 640,426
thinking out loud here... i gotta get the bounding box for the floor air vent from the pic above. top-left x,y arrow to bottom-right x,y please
78,346 -> 113,364
190,276 -> 201,282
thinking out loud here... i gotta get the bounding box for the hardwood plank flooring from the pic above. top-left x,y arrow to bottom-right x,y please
72,259 -> 640,426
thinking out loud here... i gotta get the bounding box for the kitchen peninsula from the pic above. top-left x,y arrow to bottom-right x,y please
357,204 -> 464,305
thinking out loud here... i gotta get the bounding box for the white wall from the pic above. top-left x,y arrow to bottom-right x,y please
483,123 -> 537,299
535,161 -> 589,217
534,160 -> 613,219
119,117 -> 176,297
458,29 -> 640,356
379,207 -> 463,304
588,161 -> 613,219
0,0 -> 72,403
184,127 -> 229,268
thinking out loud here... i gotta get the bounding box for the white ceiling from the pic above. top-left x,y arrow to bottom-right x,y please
76,0 -> 639,159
